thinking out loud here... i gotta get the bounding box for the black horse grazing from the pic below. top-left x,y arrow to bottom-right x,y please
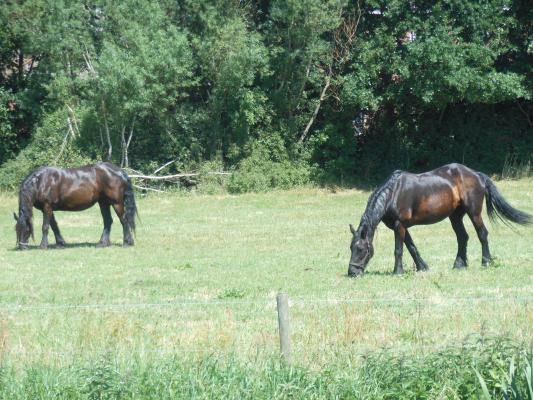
14,162 -> 138,249
348,163 -> 532,276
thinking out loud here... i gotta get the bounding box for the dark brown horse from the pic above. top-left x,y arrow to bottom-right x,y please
348,163 -> 532,276
14,162 -> 138,249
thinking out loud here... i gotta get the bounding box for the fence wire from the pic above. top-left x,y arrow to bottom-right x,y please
0,295 -> 532,312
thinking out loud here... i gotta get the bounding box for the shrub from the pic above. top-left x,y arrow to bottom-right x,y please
195,158 -> 229,195
227,133 -> 314,193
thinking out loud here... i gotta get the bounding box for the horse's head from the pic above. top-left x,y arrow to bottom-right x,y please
14,212 -> 33,250
348,223 -> 374,277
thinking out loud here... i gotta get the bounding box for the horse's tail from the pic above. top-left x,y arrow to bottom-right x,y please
122,172 -> 138,234
479,173 -> 533,226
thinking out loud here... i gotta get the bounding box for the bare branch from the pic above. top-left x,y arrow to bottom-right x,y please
66,105 -> 79,137
516,100 -> 533,128
101,100 -> 112,161
153,159 -> 179,175
55,120 -> 73,163
83,44 -> 96,75
298,67 -> 332,144
120,125 -> 126,167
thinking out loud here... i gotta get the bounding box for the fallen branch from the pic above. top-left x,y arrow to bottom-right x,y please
132,183 -> 164,193
128,172 -> 231,181
153,159 -> 179,175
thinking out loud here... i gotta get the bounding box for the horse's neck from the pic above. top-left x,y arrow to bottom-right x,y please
19,180 -> 36,218
364,190 -> 391,231
19,195 -> 33,219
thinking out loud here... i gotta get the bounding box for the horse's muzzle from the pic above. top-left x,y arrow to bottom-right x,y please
348,263 -> 364,277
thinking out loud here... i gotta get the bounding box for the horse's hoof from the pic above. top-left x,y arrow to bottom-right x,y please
96,242 -> 110,248
40,244 -> 48,250
122,241 -> 134,248
56,242 -> 66,249
417,266 -> 429,272
481,258 -> 492,267
393,269 -> 404,275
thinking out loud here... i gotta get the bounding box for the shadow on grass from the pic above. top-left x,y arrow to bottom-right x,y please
9,242 -> 125,251
350,269 -> 422,277
363,270 -> 397,276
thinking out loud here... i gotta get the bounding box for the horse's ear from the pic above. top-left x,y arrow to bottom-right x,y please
13,212 -> 18,222
349,224 -> 356,235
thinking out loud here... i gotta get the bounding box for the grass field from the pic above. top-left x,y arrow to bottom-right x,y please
0,178 -> 532,397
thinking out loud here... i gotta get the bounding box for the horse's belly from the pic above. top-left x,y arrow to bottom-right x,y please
401,188 -> 459,226
409,209 -> 450,225
55,187 -> 99,211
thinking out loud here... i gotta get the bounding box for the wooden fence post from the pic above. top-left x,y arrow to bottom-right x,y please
276,292 -> 292,363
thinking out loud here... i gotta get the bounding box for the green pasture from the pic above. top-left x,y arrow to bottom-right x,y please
0,178 -> 532,371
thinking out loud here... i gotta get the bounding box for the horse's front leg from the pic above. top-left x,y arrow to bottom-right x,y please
404,230 -> 429,271
40,205 -> 52,249
50,213 -> 66,247
393,221 -> 405,274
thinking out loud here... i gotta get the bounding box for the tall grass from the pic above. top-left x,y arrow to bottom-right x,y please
0,336 -> 530,399
501,155 -> 531,180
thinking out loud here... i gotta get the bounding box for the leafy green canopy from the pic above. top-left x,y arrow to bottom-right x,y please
0,0 -> 531,189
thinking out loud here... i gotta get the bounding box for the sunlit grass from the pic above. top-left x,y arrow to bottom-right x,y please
0,178 -> 532,368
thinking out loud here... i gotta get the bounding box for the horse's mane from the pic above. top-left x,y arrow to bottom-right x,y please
360,170 -> 403,233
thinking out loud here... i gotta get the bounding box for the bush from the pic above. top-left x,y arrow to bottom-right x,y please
195,158 -> 230,195
227,133 -> 314,193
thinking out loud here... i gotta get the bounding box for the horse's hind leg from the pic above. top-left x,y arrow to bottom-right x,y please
112,203 -> 134,247
50,213 -> 66,247
97,202 -> 113,247
468,213 -> 492,266
450,210 -> 469,269
404,230 -> 429,271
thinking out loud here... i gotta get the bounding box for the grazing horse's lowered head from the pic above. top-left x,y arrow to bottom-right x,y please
348,223 -> 374,276
348,171 -> 399,277
14,211 -> 33,250
14,182 -> 35,249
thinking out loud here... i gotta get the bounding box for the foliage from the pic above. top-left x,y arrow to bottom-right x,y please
0,107 -> 92,189
0,0 -> 532,190
195,158 -> 229,195
228,133 -> 314,193
0,87 -> 16,164
0,338 -> 531,399
476,344 -> 533,400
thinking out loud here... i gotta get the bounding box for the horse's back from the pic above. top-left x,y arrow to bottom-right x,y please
392,164 -> 484,225
29,163 -> 127,211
